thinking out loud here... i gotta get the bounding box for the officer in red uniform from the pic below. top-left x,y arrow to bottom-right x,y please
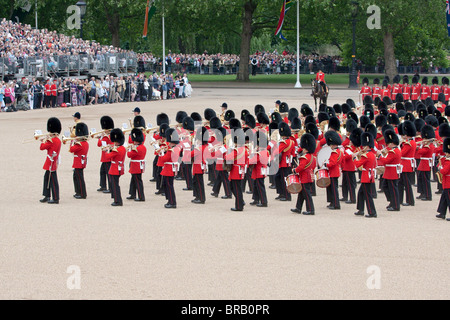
381,80 -> 391,100
97,116 -> 114,193
431,77 -> 441,103
420,77 -> 431,102
360,78 -> 372,103
377,129 -> 402,211
211,127 -> 232,199
160,128 -> 182,209
127,129 -> 147,202
44,80 -> 51,108
249,130 -> 269,207
341,128 -> 361,204
411,76 -> 421,107
51,79 -> 58,108
225,128 -> 248,211
354,133 -> 378,218
402,75 -> 411,101
39,117 -> 62,204
155,124 -> 169,195
436,138 -> 450,220
416,125 -> 435,201
391,75 -> 402,101
372,78 -> 382,100
150,113 -> 170,183
69,122 -> 89,199
324,131 -> 343,210
398,121 -> 417,207
105,129 -> 126,206
316,68 -> 328,94
190,126 -> 209,204
291,133 -> 317,215
442,77 -> 450,104
180,116 -> 195,191
274,122 -> 295,201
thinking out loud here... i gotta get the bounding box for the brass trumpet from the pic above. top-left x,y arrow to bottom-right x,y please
90,129 -> 111,138
23,133 -> 51,144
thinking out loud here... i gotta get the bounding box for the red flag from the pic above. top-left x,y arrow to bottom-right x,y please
143,0 -> 150,38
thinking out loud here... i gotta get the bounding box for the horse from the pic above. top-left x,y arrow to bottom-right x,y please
311,79 -> 329,112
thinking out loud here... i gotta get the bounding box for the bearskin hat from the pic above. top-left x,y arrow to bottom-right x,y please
254,104 -> 265,116
345,119 -> 358,134
421,124 -> 436,140
269,122 -> 279,135
397,122 -> 405,136
204,108 -> 216,121
387,113 -> 400,126
402,120 -> 416,137
383,96 -> 394,106
165,128 -> 179,144
291,117 -> 302,131
47,117 -> 62,134
362,77 -> 369,85
333,104 -> 342,114
182,117 -> 195,131
110,128 -> 125,146
75,122 -> 89,137
325,130 -> 342,146
156,113 -> 170,126
210,116 -> 222,129
361,132 -> 375,148
288,108 -> 299,123
341,103 -> 351,115
350,128 -> 363,147
443,77 -> 450,86
375,115 -> 387,128
159,123 -> 169,137
224,110 -> 235,122
422,77 -> 428,85
100,116 -> 114,130
444,137 -> 450,154
305,123 -> 319,139
363,95 -> 374,106
373,78 -> 380,85
379,108 -> 389,117
327,106 -> 336,119
359,115 -> 370,129
398,110 -> 407,119
328,116 -> 341,131
425,115 -> 439,128
347,111 -> 359,124
404,101 -> 414,112
244,114 -> 256,129
176,111 -> 188,124
279,102 -> 289,114
271,112 -> 282,124
393,75 -> 401,84
418,107 -> 428,120
304,115 -> 316,126
412,76 -> 419,84
425,97 -> 434,108
233,128 -> 246,146
318,103 -> 327,113
300,104 -> 314,117
382,80 -> 389,88
439,117 -> 449,126
439,123 -> 450,138
364,109 -> 374,121
434,109 -> 442,119
279,122 -> 291,137
130,128 -> 145,143
395,93 -> 404,103
432,76 -> 439,85
384,129 -> 399,145
414,118 -> 425,133
257,112 -> 270,125
365,123 -> 377,140
318,112 -> 330,124
346,99 -> 356,110
445,106 -> 450,117
195,126 -> 209,145
301,133 -> 317,154
378,101 -> 387,110
438,93 -> 446,104
396,103 -> 405,112
403,75 -> 409,84
374,97 -> 382,107
191,112 -> 202,122
133,115 -> 146,129
229,118 -> 242,130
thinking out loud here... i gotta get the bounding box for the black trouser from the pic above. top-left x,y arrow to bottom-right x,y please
415,159 -> 421,185
73,168 -> 86,198
193,173 -> 205,202
275,167 -> 291,200
51,95 -> 56,108
417,170 -> 432,200
231,179 -> 244,210
341,171 -> 356,202
371,182 -> 377,199
357,183 -> 377,215
152,156 -> 159,180
156,166 -> 163,191
213,170 -> 231,197
163,176 -> 176,205
398,172 -> 415,205
183,163 -> 193,189
242,167 -> 253,193
43,170 -> 59,200
110,175 -> 122,205
207,163 -> 215,183
129,173 -> 145,200
252,178 -> 267,205
437,189 -> 450,217
44,95 -> 50,108
34,94 -> 42,109
382,179 -> 400,210
100,162 -> 111,190
326,177 -> 340,208
295,182 -> 314,212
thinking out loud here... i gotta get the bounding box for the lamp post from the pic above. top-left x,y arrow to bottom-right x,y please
348,1 -> 359,89
76,1 -> 87,39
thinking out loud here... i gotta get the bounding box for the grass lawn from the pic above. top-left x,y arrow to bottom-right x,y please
145,73 -> 448,85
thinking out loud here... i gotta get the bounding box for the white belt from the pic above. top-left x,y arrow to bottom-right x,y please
167,162 -> 180,173
401,157 -> 416,168
421,157 -> 433,167
386,164 -> 403,175
130,159 -> 146,170
362,168 -> 376,180
111,161 -> 123,171
74,155 -> 87,165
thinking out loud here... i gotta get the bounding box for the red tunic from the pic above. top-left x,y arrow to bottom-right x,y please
316,71 -> 325,82
127,144 -> 147,174
391,84 -> 401,101
420,85 -> 431,101
69,141 -> 89,169
250,149 -> 270,179
327,148 -> 343,178
402,84 -> 411,100
360,86 -> 372,101
98,135 -> 112,163
225,147 -> 248,180
40,137 -> 61,171
416,144 -> 435,171
354,152 -> 377,183
372,86 -> 382,99
160,146 -> 182,177
439,157 -> 450,189
342,145 -> 357,172
411,83 -> 421,100
378,147 -> 402,180
400,140 -> 416,173
190,144 -> 208,175
431,85 -> 441,101
105,146 -> 126,176
295,153 -> 316,183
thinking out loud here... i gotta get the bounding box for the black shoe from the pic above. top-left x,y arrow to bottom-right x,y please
221,195 -> 232,199
111,202 -> 123,206
339,198 -> 348,202
291,208 -> 301,214
365,214 -> 377,218
328,206 -> 340,210
134,198 -> 145,202
161,193 -> 165,197
436,191 -> 443,194
421,198 -> 432,201
126,196 -> 136,200
231,208 -> 243,212
149,178 -> 156,182
279,198 -> 290,201
155,191 -> 163,195
250,201 -> 259,206
175,177 -> 184,181
103,189 -> 111,194
377,190 -> 383,193
183,188 -> 193,191
345,200 -> 356,204
97,188 -> 106,192
48,199 -> 59,204
40,197 -> 49,203
210,193 -> 218,198
402,203 -> 411,206
191,199 -> 205,204
275,196 -> 282,200
246,191 -> 253,194
387,207 -> 400,211
207,182 -> 214,186
74,195 -> 86,199
354,211 -> 364,216
436,214 -> 446,219
327,204 -> 333,208
416,196 -> 424,200
303,211 -> 315,215
269,185 -> 276,189
164,204 -> 177,209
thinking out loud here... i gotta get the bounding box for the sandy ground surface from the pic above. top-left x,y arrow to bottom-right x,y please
1,83 -> 450,300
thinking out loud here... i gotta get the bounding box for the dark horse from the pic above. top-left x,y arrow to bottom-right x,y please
311,79 -> 329,112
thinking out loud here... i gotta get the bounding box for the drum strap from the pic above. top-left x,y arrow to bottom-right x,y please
304,156 -> 314,170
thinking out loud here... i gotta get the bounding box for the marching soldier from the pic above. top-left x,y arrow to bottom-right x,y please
249,130 -> 269,207
442,77 -> 450,103
324,131 -> 343,210
391,75 -> 402,101
191,126 -> 209,204
431,77 -> 441,103
416,124 -> 435,201
155,123 -> 169,195
181,116 -> 195,191
274,122 -> 295,202
402,75 -> 411,101
105,129 -> 126,206
160,128 -> 182,209
341,128 -> 362,204
97,116 -> 114,193
69,122 -> 89,199
436,137 -> 450,220
127,129 -> 147,202
39,117 -> 62,204
398,121 -> 417,207
360,78 -> 372,103
377,129 -> 402,211
150,113 -> 170,183
291,133 -> 317,215
211,127 -> 232,199
354,132 -> 378,218
411,76 -> 421,107
420,77 -> 431,102
372,78 -> 382,100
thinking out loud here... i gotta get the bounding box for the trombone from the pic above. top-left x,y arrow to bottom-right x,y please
22,132 -> 51,144
90,129 -> 110,139
62,135 -> 89,145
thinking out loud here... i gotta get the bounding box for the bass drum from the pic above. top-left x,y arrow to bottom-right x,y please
317,145 -> 332,169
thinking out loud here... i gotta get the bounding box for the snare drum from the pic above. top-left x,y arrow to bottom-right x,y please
316,169 -> 331,188
375,166 -> 385,176
285,174 -> 302,194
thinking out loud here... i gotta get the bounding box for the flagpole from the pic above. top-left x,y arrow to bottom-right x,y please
294,0 -> 301,88
162,0 -> 166,75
